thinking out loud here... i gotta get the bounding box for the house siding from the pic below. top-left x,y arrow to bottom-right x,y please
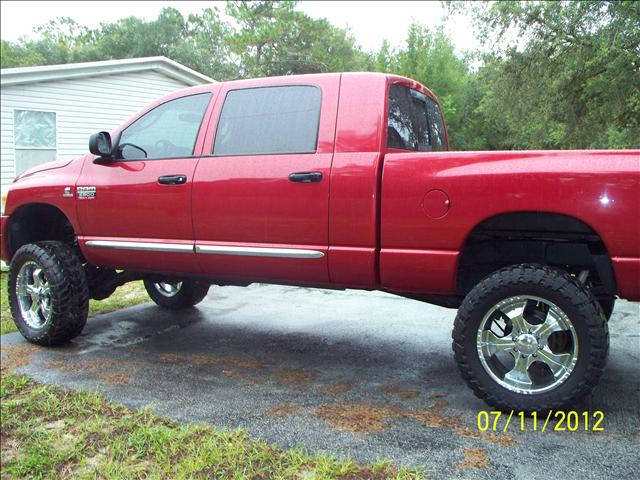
1,70 -> 190,185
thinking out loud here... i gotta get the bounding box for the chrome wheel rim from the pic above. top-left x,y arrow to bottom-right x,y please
16,261 -> 52,329
476,295 -> 578,395
154,282 -> 182,298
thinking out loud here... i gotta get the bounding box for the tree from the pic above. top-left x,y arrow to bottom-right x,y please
3,1 -> 635,150
1,17 -> 99,67
1,40 -> 46,68
93,8 -> 187,60
0,2 -> 366,81
179,7 -> 239,80
225,1 -> 366,77
373,23 -> 473,149
467,1 -> 640,149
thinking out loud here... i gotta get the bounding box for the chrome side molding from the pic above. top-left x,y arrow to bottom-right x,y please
85,240 -> 193,253
195,245 -> 325,258
85,240 -> 325,259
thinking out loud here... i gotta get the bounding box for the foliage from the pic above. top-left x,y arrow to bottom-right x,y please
0,2 -> 365,81
1,1 -> 638,150
1,40 -> 46,68
225,1 -> 367,77
0,272 -> 12,334
467,0 -> 640,149
371,24 -> 474,149
0,373 -> 425,479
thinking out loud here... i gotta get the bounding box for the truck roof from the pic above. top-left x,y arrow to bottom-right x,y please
158,71 -> 439,105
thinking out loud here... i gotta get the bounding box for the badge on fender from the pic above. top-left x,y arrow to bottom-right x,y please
77,186 -> 96,199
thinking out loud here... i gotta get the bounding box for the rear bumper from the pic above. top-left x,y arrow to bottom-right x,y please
0,215 -> 9,263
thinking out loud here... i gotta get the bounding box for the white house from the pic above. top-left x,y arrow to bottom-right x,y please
0,56 -> 215,188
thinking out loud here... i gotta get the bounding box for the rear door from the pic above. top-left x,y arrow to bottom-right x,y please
77,91 -> 214,274
192,75 -> 340,284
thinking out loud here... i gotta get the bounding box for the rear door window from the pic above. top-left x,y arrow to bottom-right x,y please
387,84 -> 446,151
213,85 -> 321,156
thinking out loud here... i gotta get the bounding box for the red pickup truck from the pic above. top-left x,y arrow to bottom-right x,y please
2,72 -> 638,411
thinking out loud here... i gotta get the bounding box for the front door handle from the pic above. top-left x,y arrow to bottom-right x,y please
288,171 -> 323,183
158,175 -> 187,185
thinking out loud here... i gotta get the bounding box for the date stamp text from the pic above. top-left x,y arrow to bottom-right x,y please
477,410 -> 604,432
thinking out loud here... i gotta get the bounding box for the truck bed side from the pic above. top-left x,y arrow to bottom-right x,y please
379,149 -> 640,300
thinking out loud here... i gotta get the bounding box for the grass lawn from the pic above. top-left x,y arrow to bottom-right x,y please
0,272 -> 149,335
1,373 -> 424,479
1,274 -> 425,478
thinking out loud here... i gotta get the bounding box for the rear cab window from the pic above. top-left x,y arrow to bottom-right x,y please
387,84 -> 447,152
213,85 -> 322,156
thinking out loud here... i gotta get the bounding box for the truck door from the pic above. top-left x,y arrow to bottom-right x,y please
192,75 -> 340,284
76,92 -> 214,275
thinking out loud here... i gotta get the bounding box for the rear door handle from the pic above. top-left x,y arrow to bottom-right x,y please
288,171 -> 323,183
158,175 -> 187,185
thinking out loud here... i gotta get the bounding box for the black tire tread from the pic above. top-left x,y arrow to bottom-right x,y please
452,264 -> 609,412
8,241 -> 89,346
597,296 -> 616,320
143,280 -> 210,310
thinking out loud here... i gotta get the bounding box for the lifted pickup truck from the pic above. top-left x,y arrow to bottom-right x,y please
2,72 -> 638,411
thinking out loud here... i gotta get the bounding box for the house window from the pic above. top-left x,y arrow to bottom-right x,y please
14,110 -> 57,175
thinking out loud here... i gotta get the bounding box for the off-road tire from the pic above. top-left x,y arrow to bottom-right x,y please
598,297 -> 616,320
144,280 -> 210,310
452,264 -> 609,412
8,241 -> 89,346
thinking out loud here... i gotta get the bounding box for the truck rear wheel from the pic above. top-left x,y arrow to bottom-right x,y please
452,264 -> 608,411
144,279 -> 210,310
8,241 -> 89,346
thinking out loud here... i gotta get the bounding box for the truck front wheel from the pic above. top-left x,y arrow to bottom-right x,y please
8,241 -> 89,346
597,296 -> 615,320
144,279 -> 210,310
452,264 -> 608,411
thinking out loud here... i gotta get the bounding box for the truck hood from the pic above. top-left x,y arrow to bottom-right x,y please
13,158 -> 75,182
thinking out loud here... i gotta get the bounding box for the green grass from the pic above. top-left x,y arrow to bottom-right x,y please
0,373 -> 424,479
1,272 -> 149,336
87,280 -> 149,317
1,272 -> 10,335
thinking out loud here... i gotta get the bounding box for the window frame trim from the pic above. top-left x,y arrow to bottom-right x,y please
210,83 -> 323,158
115,92 -> 214,162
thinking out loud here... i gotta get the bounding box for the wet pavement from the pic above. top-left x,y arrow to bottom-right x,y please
2,284 -> 639,479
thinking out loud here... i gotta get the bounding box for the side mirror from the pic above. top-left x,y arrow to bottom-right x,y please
89,131 -> 113,157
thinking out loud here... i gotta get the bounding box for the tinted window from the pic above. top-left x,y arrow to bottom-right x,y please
213,86 -> 321,156
387,84 -> 446,152
426,98 -> 446,151
118,93 -> 212,160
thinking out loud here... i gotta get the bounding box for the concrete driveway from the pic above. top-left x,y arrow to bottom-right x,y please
2,284 -> 639,479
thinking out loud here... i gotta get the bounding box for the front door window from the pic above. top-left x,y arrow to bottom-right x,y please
118,93 -> 212,160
